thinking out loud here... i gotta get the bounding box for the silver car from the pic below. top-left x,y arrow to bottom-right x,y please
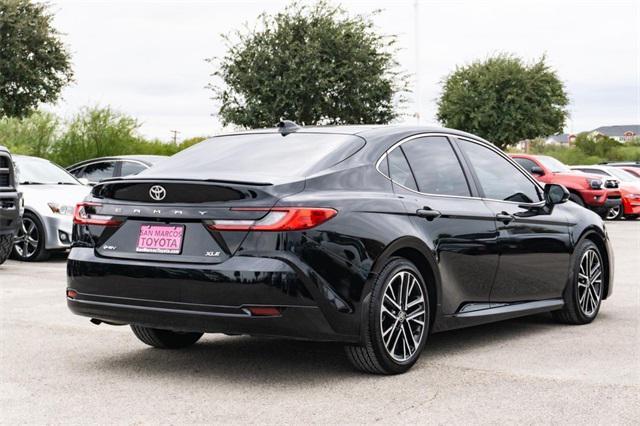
12,155 -> 89,261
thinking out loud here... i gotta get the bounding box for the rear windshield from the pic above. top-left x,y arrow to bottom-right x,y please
140,132 -> 365,183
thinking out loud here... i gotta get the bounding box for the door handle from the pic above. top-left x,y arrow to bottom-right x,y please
416,207 -> 441,221
496,211 -> 515,224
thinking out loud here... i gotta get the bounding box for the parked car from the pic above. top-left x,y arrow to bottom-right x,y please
570,165 -> 640,220
621,167 -> 640,178
12,155 -> 90,261
0,146 -> 22,265
510,154 -> 622,219
599,162 -> 640,178
67,155 -> 167,185
68,124 -> 613,375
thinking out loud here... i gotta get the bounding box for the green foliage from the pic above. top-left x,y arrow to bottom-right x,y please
210,1 -> 407,128
0,111 -> 60,157
0,0 -> 74,118
437,54 -> 568,149
0,107 -> 210,166
51,107 -> 141,166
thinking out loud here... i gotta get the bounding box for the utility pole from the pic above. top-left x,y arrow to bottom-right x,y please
170,130 -> 180,145
414,0 -> 421,124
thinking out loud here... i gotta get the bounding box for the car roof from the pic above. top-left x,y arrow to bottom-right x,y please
223,124 -> 486,138
13,154 -> 51,161
571,165 -> 610,170
67,155 -> 167,170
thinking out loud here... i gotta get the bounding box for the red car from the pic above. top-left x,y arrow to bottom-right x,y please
570,165 -> 640,220
510,154 -> 622,218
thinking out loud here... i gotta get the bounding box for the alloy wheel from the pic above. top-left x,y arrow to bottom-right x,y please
577,248 -> 602,317
605,206 -> 621,220
379,270 -> 426,362
14,217 -> 39,259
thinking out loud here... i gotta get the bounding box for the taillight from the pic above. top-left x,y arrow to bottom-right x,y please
73,202 -> 122,227
207,207 -> 337,231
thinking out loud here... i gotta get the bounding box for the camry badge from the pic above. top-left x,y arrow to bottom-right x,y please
149,185 -> 166,201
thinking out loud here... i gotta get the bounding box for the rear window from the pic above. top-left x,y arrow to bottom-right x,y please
141,132 -> 365,182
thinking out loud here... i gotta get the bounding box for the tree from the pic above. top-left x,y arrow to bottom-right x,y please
436,54 -> 568,149
0,111 -> 60,157
0,0 -> 74,118
209,1 -> 406,128
51,107 -> 140,166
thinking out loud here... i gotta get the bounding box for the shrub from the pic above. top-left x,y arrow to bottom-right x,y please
0,111 -> 60,157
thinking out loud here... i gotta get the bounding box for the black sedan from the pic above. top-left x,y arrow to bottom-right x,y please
67,123 -> 613,374
67,155 -> 167,185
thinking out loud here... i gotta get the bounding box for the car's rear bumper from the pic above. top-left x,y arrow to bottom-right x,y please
0,192 -> 21,236
66,247 -> 359,343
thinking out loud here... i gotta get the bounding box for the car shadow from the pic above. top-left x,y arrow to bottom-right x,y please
85,313 -> 562,383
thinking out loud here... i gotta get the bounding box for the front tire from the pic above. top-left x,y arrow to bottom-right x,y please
345,258 -> 430,374
12,212 -> 49,262
605,205 -> 623,220
130,325 -> 203,349
568,193 -> 584,207
552,240 -> 604,325
0,234 -> 13,265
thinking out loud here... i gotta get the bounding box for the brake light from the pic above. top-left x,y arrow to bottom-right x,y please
73,202 -> 122,227
207,207 -> 337,231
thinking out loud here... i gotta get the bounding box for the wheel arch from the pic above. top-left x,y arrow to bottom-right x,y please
575,226 -> 612,300
367,237 -> 441,327
567,188 -> 585,204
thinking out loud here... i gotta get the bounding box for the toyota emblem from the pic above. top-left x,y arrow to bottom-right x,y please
149,185 -> 167,201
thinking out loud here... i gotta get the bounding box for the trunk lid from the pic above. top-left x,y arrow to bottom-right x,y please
87,178 -> 304,264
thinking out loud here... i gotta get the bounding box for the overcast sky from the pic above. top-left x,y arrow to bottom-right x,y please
46,0 -> 640,142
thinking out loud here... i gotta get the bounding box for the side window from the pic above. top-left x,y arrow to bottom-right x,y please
68,167 -> 82,178
513,157 -> 539,173
119,161 -> 147,177
459,140 -> 542,203
81,161 -> 116,182
401,136 -> 470,196
387,147 -> 418,191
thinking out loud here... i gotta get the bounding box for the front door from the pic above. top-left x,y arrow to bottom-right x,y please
384,135 -> 499,314
456,138 -> 572,302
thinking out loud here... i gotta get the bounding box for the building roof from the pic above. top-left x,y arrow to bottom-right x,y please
546,133 -> 572,143
591,125 -> 640,137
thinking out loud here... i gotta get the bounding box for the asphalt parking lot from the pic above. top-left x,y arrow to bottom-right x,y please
1,222 -> 638,424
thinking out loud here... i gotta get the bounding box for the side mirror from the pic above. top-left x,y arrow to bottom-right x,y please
544,184 -> 569,205
530,166 -> 544,175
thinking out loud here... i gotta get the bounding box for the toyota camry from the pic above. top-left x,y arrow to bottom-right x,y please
67,123 -> 613,374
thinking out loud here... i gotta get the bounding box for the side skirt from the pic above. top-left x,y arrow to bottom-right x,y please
431,299 -> 564,333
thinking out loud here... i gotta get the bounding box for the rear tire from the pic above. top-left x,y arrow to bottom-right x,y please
552,240 -> 604,325
130,325 -> 203,349
0,234 -> 12,265
345,257 -> 430,374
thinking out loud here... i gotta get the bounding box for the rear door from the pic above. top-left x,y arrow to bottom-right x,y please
456,138 -> 572,302
116,160 -> 148,178
383,135 -> 499,315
